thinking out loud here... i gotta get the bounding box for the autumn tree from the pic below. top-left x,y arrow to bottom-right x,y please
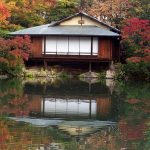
116,18 -> 150,80
0,36 -> 32,76
6,0 -> 45,28
0,2 -> 10,22
128,0 -> 150,20
2,0 -> 56,28
85,0 -> 131,28
0,1 -> 23,36
121,18 -> 150,62
0,1 -> 11,37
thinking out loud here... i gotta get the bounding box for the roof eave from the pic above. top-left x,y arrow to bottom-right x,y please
10,33 -> 120,37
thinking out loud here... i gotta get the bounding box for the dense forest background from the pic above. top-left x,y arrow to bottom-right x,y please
0,0 -> 149,31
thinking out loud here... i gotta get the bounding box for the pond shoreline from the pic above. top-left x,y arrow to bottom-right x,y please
1,67 -> 149,81
0,67 -> 116,80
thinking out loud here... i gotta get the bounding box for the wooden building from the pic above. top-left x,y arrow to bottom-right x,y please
11,12 -> 120,66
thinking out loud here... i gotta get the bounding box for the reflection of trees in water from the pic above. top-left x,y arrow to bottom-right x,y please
0,119 -> 118,150
0,120 -> 51,150
115,81 -> 150,150
0,79 -> 30,116
0,79 -> 23,103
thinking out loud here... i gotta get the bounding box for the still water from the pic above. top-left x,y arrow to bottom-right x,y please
0,78 -> 149,150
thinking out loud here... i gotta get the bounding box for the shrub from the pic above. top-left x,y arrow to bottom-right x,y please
116,62 -> 150,80
0,29 -> 10,38
98,71 -> 106,79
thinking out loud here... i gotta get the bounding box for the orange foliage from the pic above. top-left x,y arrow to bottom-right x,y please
126,98 -> 141,104
0,2 -> 10,22
87,0 -> 130,26
126,57 -> 142,63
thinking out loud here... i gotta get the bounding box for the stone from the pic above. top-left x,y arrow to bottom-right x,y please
106,70 -> 115,79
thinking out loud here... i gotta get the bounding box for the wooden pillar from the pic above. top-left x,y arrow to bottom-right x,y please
42,97 -> 45,117
91,37 -> 93,55
44,60 -> 47,69
44,36 -> 46,56
89,83 -> 91,93
89,62 -> 92,72
89,99 -> 92,119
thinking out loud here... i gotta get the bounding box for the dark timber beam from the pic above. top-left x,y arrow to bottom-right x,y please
89,62 -> 92,72
44,59 -> 47,69
44,36 -> 46,56
91,37 -> 93,55
89,99 -> 92,119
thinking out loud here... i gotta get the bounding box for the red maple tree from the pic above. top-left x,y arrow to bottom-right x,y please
0,35 -> 32,75
121,18 -> 150,63
0,35 -> 32,62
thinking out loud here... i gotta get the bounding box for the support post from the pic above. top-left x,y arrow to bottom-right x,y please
91,37 -> 93,55
44,36 -> 46,56
44,60 -> 47,69
89,99 -> 92,119
89,62 -> 92,72
42,97 -> 45,117
89,82 -> 91,93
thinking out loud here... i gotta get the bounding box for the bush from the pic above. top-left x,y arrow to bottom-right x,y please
98,71 -> 106,79
0,29 -> 10,38
116,62 -> 150,80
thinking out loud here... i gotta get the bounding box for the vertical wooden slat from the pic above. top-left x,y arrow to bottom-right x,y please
91,36 -> 93,55
44,36 -> 46,56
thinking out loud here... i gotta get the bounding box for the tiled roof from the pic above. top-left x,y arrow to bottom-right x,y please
11,25 -> 119,36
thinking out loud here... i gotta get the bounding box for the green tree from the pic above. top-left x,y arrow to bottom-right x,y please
129,0 -> 150,20
46,0 -> 79,22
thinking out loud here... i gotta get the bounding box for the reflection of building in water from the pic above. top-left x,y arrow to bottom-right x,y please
57,121 -> 113,136
39,96 -> 112,120
42,98 -> 96,119
96,97 -> 112,119
28,95 -> 42,113
0,95 -> 113,120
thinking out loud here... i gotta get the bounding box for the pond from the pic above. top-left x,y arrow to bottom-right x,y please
0,78 -> 149,150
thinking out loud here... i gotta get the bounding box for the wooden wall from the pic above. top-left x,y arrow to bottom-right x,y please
98,38 -> 112,59
31,36 -> 43,57
98,38 -> 120,61
30,36 -> 120,62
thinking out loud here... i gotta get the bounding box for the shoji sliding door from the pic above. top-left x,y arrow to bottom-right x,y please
45,36 -> 98,55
